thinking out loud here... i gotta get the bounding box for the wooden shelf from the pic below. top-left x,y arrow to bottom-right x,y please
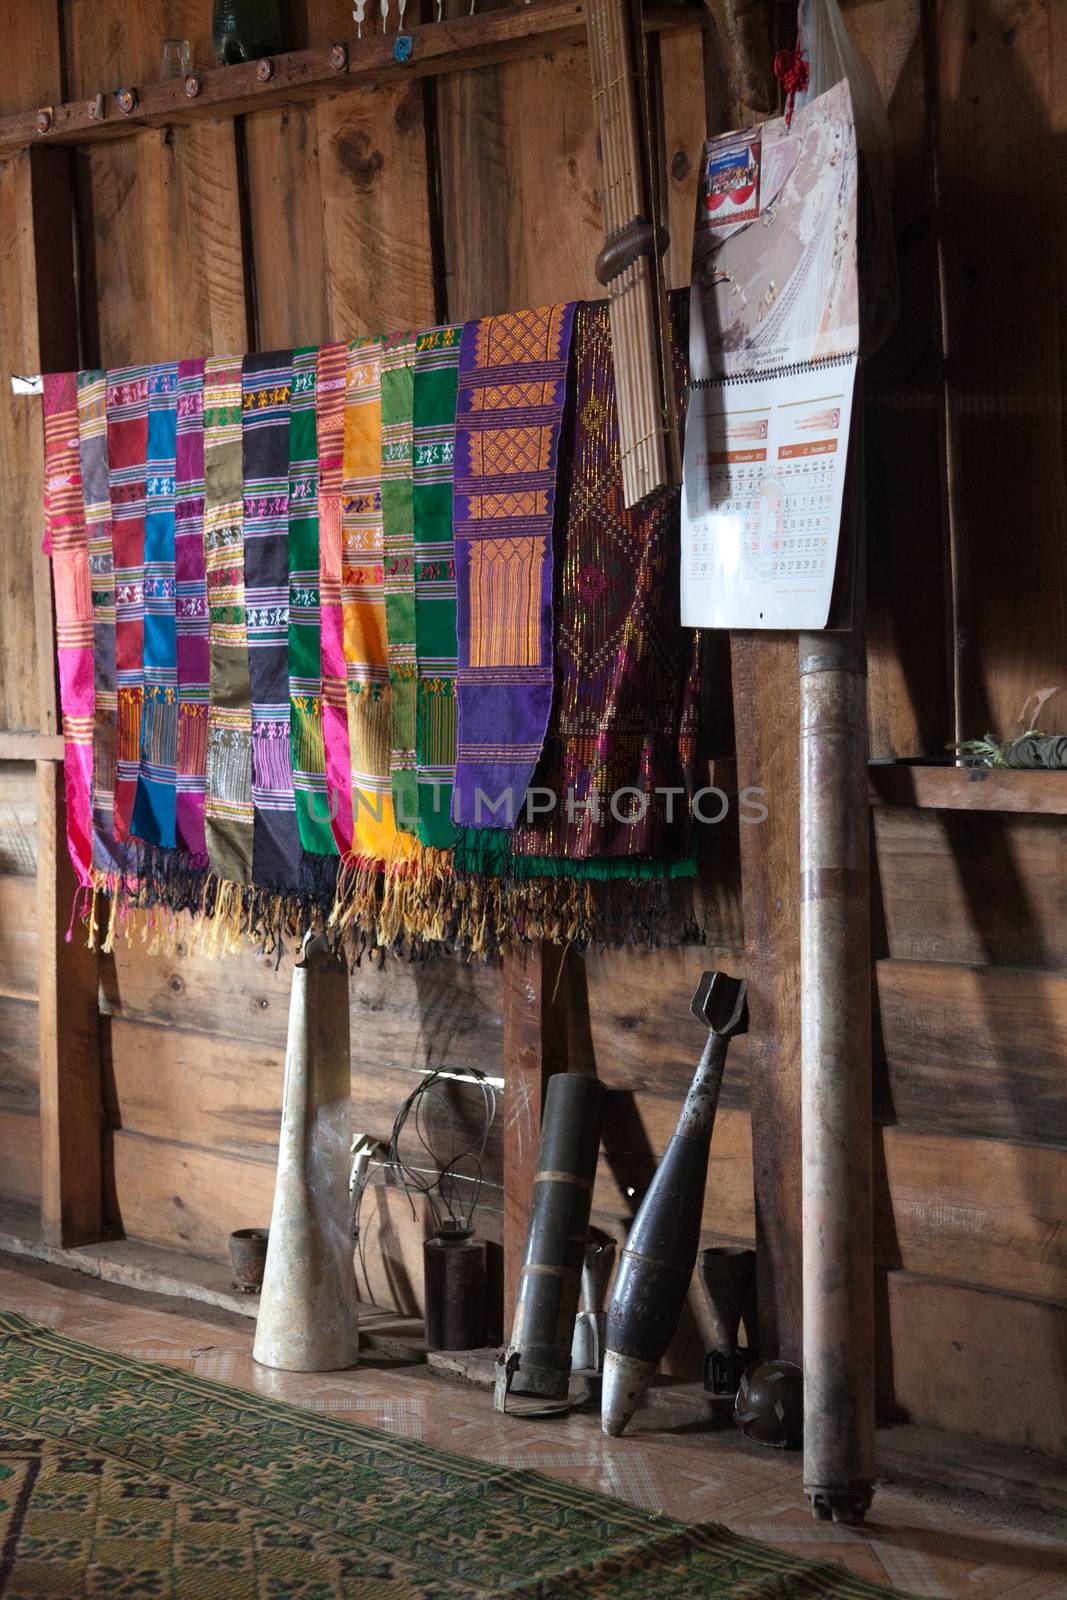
0,0 -> 696,157
869,762 -> 1067,816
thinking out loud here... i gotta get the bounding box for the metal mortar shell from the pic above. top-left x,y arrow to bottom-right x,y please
508,1073 -> 605,1399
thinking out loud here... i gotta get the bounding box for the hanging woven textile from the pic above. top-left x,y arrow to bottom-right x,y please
242,350 -> 301,890
288,345 -> 336,861
316,340 -> 354,859
380,332 -> 419,833
340,336 -> 401,865
132,361 -> 179,849
174,358 -> 210,860
412,325 -> 461,852
106,366 -> 149,845
42,372 -> 94,889
512,299 -> 699,867
452,303 -> 576,832
203,356 -> 254,886
76,368 -> 125,875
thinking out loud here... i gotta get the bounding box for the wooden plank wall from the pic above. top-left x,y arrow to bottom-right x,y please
0,0 -> 1064,1459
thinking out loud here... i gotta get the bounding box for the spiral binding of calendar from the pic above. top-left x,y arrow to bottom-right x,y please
692,351 -> 858,390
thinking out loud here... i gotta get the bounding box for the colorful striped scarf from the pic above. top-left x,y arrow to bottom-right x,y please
43,372 -> 94,888
413,325 -> 461,852
203,357 -> 254,885
288,346 -> 336,860
380,333 -> 418,833
452,304 -> 576,830
513,300 -> 700,865
342,337 -> 404,864
106,366 -> 149,845
76,369 -> 125,875
132,361 -> 179,849
316,341 -> 353,859
243,351 -> 300,891
174,359 -> 209,859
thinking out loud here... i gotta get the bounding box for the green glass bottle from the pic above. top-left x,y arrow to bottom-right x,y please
212,0 -> 281,65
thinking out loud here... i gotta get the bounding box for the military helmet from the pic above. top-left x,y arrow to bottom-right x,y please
734,1359 -> 803,1448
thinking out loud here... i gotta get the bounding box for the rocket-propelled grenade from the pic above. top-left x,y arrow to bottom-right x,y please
601,971 -> 748,1437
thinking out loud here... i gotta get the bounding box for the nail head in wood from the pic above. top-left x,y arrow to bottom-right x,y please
256,57 -> 275,81
329,42 -> 348,69
184,73 -> 202,98
35,108 -> 52,134
115,88 -> 138,115
87,94 -> 105,121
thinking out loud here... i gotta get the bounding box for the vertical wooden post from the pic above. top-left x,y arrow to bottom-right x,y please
500,942 -> 569,1319
37,761 -> 102,1247
23,143 -> 105,1247
731,635 -> 803,1365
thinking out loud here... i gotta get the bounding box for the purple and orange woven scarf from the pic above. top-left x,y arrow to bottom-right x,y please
452,303 -> 576,831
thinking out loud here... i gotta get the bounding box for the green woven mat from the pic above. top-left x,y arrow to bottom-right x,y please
0,1312 -> 909,1598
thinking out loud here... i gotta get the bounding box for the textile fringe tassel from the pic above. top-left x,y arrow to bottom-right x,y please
75,842 -> 705,961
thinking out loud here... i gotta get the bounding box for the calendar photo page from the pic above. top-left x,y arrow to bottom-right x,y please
683,79 -> 859,630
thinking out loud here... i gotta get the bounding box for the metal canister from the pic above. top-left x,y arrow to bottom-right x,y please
499,1072 -> 605,1403
424,1225 -> 488,1351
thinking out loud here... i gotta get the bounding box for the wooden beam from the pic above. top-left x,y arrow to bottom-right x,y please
0,1 -> 697,158
499,942 -> 569,1319
0,732 -> 65,760
730,633 -> 803,1365
36,761 -> 103,1246
869,761 -> 1067,815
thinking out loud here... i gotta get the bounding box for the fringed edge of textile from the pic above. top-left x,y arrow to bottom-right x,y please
77,842 -> 706,962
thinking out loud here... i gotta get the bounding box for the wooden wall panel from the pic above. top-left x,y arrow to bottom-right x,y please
244,105 -> 331,349
0,160 -> 48,732
0,1109 -> 41,1209
873,808 -> 1067,968
874,959 -> 1067,1144
107,1130 -> 276,1256
102,940 -> 504,1068
106,1017 -> 504,1173
0,765 -> 37,876
879,1271 -> 1067,1457
78,123 -> 248,368
842,0 -> 951,758
436,0 -> 601,318
0,876 -> 37,1003
936,0 -> 1067,742
0,0 -> 62,116
317,84 -> 437,336
61,0 -> 217,102
0,997 -> 40,1115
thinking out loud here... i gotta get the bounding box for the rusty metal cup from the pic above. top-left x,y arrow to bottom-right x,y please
229,1227 -> 269,1293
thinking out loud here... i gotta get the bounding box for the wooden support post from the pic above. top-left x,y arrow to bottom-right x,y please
22,141 -> 105,1247
731,634 -> 803,1365
500,942 -> 569,1320
37,760 -> 103,1246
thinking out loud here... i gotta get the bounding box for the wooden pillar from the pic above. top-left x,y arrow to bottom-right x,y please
731,634 -> 803,1364
37,761 -> 102,1247
23,143 -> 105,1247
500,942 -> 569,1318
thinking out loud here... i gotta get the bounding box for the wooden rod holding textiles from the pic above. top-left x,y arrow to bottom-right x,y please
0,0 -> 697,158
